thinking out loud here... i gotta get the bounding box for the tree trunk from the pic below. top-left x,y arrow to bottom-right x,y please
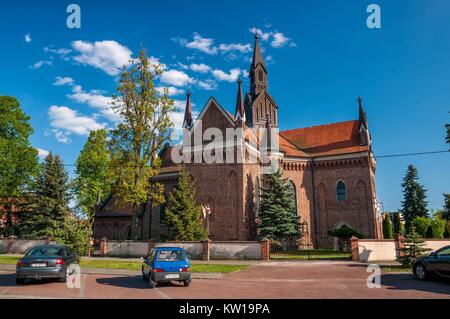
130,204 -> 139,240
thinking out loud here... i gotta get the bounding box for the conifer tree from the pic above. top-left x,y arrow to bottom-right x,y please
382,214 -> 393,239
400,165 -> 428,233
442,194 -> 450,221
257,169 -> 300,240
21,152 -> 70,238
393,213 -> 404,235
399,226 -> 432,267
164,170 -> 207,241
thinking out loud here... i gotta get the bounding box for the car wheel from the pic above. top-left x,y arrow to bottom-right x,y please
16,277 -> 25,285
184,280 -> 190,287
149,276 -> 156,289
142,266 -> 149,281
414,264 -> 428,280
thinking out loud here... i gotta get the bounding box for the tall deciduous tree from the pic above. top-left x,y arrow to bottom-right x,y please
21,153 -> 70,238
73,129 -> 111,230
400,165 -> 428,233
0,96 -> 38,236
258,169 -> 300,240
109,49 -> 175,239
164,170 -> 207,241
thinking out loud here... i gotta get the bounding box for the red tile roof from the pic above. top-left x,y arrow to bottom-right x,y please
280,120 -> 368,157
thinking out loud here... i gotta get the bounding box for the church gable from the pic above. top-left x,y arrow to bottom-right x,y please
192,97 -> 235,135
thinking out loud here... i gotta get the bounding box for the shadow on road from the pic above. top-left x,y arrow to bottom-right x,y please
0,272 -> 61,287
96,275 -> 184,289
381,273 -> 450,296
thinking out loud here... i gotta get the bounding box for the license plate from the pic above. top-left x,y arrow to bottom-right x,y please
31,263 -> 47,267
165,274 -> 179,279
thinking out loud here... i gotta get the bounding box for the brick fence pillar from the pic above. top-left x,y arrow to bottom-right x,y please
201,239 -> 211,261
350,236 -> 359,261
395,235 -> 405,258
260,239 -> 270,261
148,239 -> 155,253
7,235 -> 15,254
100,237 -> 108,256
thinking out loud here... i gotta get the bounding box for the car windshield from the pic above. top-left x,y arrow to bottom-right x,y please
25,246 -> 63,257
156,250 -> 185,261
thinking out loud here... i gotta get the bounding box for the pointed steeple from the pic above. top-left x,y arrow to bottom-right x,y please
235,79 -> 246,122
183,91 -> 193,129
357,96 -> 368,128
250,31 -> 267,95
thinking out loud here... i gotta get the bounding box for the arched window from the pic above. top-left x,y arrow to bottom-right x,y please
288,181 -> 298,215
336,181 -> 346,201
258,69 -> 263,81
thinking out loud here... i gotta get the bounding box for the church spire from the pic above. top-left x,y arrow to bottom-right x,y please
358,96 -> 368,128
183,91 -> 193,129
357,96 -> 371,146
235,79 -> 245,122
250,31 -> 267,95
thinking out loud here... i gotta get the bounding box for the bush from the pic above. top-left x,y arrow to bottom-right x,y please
430,217 -> 446,238
411,216 -> 431,237
383,214 -> 393,239
328,225 -> 364,252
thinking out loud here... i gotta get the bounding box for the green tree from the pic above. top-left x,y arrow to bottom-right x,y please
399,226 -> 432,267
382,214 -> 393,239
429,216 -> 446,238
73,129 -> 111,231
258,169 -> 300,240
53,213 -> 91,255
20,153 -> 70,238
0,96 -> 39,236
393,212 -> 404,235
442,194 -> 450,221
109,49 -> 175,239
411,216 -> 431,237
400,165 -> 428,233
164,170 -> 207,241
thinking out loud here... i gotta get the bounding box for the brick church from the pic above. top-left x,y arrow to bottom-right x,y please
93,34 -> 383,248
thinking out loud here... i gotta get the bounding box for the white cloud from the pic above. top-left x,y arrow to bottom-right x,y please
249,28 -> 272,41
189,63 -> 211,73
44,47 -> 72,60
53,76 -> 75,86
219,43 -> 252,53
72,40 -> 132,76
36,148 -> 49,159
180,33 -> 218,55
212,68 -> 241,82
68,87 -> 120,122
24,33 -> 32,43
155,86 -> 185,96
197,79 -> 217,90
29,60 -> 53,69
48,105 -> 105,142
271,32 -> 290,48
160,69 -> 193,87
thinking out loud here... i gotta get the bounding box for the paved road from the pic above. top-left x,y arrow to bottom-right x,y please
0,262 -> 449,299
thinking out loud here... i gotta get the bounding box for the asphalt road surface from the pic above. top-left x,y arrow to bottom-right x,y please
0,262 -> 449,299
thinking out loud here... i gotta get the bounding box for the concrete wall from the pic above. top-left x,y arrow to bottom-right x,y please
355,238 -> 450,262
0,240 -> 8,254
0,239 -> 57,254
210,241 -> 261,260
357,240 -> 397,262
424,239 -> 450,251
156,242 -> 203,260
104,240 -> 149,258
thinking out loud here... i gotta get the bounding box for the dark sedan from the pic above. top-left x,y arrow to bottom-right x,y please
412,245 -> 450,280
15,244 -> 79,284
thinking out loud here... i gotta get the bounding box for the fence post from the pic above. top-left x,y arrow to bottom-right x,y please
395,235 -> 405,259
201,239 -> 211,261
260,238 -> 270,261
148,239 -> 155,253
350,236 -> 359,261
100,237 -> 108,256
7,235 -> 15,254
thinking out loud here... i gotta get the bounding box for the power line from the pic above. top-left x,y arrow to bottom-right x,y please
55,149 -> 449,167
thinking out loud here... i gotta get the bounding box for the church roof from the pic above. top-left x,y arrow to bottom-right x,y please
280,120 -> 368,157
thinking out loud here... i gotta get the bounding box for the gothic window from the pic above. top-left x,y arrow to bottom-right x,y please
336,181 -> 347,201
288,181 -> 298,215
258,69 -> 263,81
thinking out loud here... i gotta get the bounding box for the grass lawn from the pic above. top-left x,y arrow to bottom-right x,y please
0,255 -> 249,273
270,249 -> 351,260
381,265 -> 411,273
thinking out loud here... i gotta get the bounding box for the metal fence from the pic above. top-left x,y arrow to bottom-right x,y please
269,237 -> 351,260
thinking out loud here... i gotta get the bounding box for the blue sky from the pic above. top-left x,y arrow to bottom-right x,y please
0,0 -> 448,212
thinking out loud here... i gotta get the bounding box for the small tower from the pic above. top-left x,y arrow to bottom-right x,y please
183,91 -> 193,129
235,79 -> 246,124
357,97 -> 371,146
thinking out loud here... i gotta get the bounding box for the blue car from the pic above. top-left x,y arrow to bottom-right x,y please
141,247 -> 191,288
